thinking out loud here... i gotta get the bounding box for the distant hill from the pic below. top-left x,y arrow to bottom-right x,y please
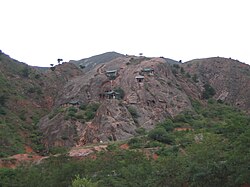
32,66 -> 49,72
161,57 -> 180,65
70,51 -> 124,71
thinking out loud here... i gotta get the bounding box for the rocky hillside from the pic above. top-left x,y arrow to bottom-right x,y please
70,51 -> 124,72
1,50 -> 250,156
0,51 -> 82,157
183,57 -> 250,114
38,55 -> 201,149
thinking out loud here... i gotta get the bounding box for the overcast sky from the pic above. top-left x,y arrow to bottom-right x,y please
0,0 -> 249,67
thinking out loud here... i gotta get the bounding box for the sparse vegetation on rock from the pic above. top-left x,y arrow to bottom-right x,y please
0,52 -> 250,186
202,83 -> 216,99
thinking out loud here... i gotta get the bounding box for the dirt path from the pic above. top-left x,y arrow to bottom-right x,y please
97,64 -> 106,74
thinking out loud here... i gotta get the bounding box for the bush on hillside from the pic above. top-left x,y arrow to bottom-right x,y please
202,83 -> 216,99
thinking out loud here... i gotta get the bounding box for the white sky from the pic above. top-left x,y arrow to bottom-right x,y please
0,0 -> 250,67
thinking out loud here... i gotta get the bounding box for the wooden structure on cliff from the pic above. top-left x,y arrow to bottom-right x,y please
135,75 -> 144,83
106,70 -> 118,80
141,68 -> 154,75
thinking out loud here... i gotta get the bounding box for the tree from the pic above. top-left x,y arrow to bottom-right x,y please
50,64 -> 56,71
183,133 -> 231,187
148,127 -> 173,144
79,64 -> 85,69
50,66 -> 56,71
114,87 -> 125,99
57,59 -> 63,64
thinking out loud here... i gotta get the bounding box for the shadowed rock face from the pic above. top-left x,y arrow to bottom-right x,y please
39,56 -> 195,148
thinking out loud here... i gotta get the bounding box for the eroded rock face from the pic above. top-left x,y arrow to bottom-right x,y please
78,100 -> 137,145
39,56 -> 250,149
183,57 -> 250,113
39,56 -> 195,148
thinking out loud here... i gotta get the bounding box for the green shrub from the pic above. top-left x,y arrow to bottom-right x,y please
128,137 -> 145,149
127,106 -> 139,119
0,94 -> 8,106
114,87 -> 125,99
156,146 -> 179,156
50,66 -> 56,71
148,127 -> 174,144
173,114 -> 188,123
135,127 -> 146,135
48,108 -> 60,119
72,175 -> 98,187
202,83 -> 216,99
64,116 -> 70,120
19,111 -> 26,121
186,72 -> 191,78
86,103 -> 100,112
66,107 -> 78,119
145,141 -> 164,148
68,111 -> 76,118
172,69 -> 178,76
0,107 -> 6,115
180,67 -> 185,74
34,74 -> 41,79
84,103 -> 100,121
27,87 -> 36,93
20,66 -> 30,78
191,99 -> 202,112
49,146 -> 69,155
68,107 -> 78,113
85,110 -> 95,121
173,64 -> 180,69
158,119 -> 174,132
75,114 -> 85,120
61,135 -> 68,140
79,104 -> 87,110
27,86 -> 42,95
192,74 -> 198,82
106,143 -> 119,151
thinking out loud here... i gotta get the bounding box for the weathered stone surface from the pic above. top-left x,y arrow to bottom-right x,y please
183,57 -> 250,113
39,56 -> 195,148
39,56 -> 250,149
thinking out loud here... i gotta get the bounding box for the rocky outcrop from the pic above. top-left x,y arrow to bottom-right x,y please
3,50 -> 249,153
70,51 -> 124,72
38,55 -> 250,149
0,52 -> 84,156
183,57 -> 250,113
78,100 -> 137,145
39,56 -> 196,148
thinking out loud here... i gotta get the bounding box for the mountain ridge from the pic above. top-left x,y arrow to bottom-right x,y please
0,50 -> 250,156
